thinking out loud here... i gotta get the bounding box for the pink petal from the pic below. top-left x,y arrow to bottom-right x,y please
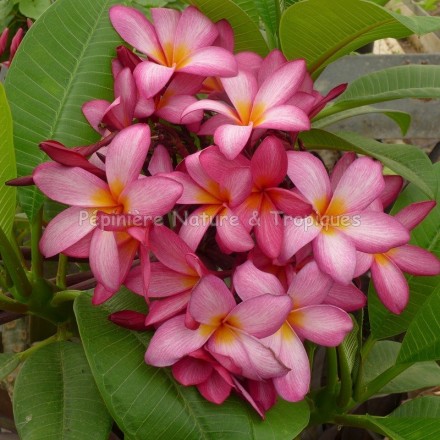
245,379 -> 277,413
121,175 -> 182,216
341,211 -> 410,253
287,151 -> 331,214
220,70 -> 258,122
255,196 -> 283,259
198,114 -> 234,135
214,123 -> 253,160
184,150 -> 221,194
394,200 -> 436,231
279,216 -> 321,262
313,228 -> 357,285
371,254 -> 409,314
33,162 -> 115,207
82,100 -> 110,134
90,229 -> 120,292
63,231 -> 93,258
214,19 -> 234,51
157,95 -> 203,124
254,105 -> 310,131
179,205 -> 222,251
218,166 -> 253,207
387,244 -> 440,276
151,8 -> 180,64
289,305 -> 353,346
253,59 -> 306,109
145,291 -> 192,326
354,251 -> 374,277
330,152 -> 356,190
189,275 -> 236,325
198,370 -> 232,404
234,260 -> 285,300
178,46 -> 238,77
257,49 -> 287,86
92,283 -> 115,305
167,171 -> 220,204
287,260 -> 333,307
381,175 -> 404,208
172,356 -> 213,386
236,52 -> 263,76
215,206 -> 254,253
149,262 -> 198,297
114,67 -> 137,121
265,326 -> 310,402
145,315 -> 212,367
251,136 -> 287,188
109,310 -> 148,331
106,124 -> 150,198
182,99 -> 238,122
134,61 -> 175,99
326,157 -> 384,216
148,144 -> 173,175
226,294 -> 292,338
134,97 -> 155,119
40,207 -> 96,257
109,6 -> 165,63
267,188 -> 312,217
101,98 -> 127,130
208,329 -> 289,380
324,282 -> 367,312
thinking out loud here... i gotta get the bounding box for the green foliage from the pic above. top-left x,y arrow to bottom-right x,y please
18,0 -> 52,19
369,163 -> 440,339
4,0 -> 122,221
0,352 -> 20,380
74,290 -> 310,439
0,83 -> 16,238
13,341 -> 112,440
280,0 -> 440,77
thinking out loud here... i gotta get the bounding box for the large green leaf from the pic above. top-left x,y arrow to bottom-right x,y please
0,83 -> 16,237
74,290 -> 310,440
361,341 -> 440,394
318,65 -> 440,117
13,341 -> 112,440
19,0 -> 52,19
186,0 -> 269,55
4,0 -> 122,221
279,0 -> 440,77
369,163 -> 440,339
0,352 -> 20,381
253,0 -> 279,43
299,129 -> 437,198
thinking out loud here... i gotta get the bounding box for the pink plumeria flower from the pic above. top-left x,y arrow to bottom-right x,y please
33,125 -> 182,304
365,201 -> 440,313
125,225 -> 209,325
183,61 -> 311,159
145,274 -> 292,381
281,152 -> 410,284
236,136 -> 312,259
83,67 -> 154,135
169,146 -> 254,253
109,6 -> 238,100
234,260 -> 352,402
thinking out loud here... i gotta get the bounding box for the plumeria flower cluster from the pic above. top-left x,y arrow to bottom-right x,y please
20,5 -> 440,417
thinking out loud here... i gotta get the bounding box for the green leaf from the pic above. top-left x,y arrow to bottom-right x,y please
74,290 -> 310,440
339,317 -> 359,376
367,397 -> 440,440
362,341 -> 440,394
253,0 -> 279,41
4,0 -> 122,221
320,65 -> 440,115
0,352 -> 20,381
397,284 -> 440,363
298,129 -> 437,198
0,83 -> 16,238
313,106 -> 411,136
186,0 -> 269,55
13,341 -> 112,440
279,0 -> 440,78
18,0 -> 52,19
369,163 -> 440,339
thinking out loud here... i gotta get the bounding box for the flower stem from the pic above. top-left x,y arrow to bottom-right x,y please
30,207 -> 44,279
0,293 -> 28,314
326,347 -> 338,395
337,344 -> 353,409
56,254 -> 68,290
331,414 -> 386,436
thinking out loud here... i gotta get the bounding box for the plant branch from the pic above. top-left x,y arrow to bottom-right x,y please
30,207 -> 44,279
56,254 -> 68,290
332,414 -> 386,436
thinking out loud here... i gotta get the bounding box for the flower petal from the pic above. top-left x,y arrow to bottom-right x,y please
148,262 -> 198,297
387,244 -> 440,276
234,260 -> 285,300
254,105 -> 310,131
151,8 -> 180,64
167,171 -> 220,204
381,175 -> 404,209
326,157 -> 385,216
82,99 -> 110,134
145,291 -> 192,326
40,207 -> 96,257
218,166 -> 253,207
182,99 -> 238,122
371,254 -> 409,314
157,95 -> 203,124
189,275 -> 236,326
289,305 -> 353,346
226,294 -> 292,338
134,61 -> 175,99
287,151 -> 331,214
92,283 -> 115,305
114,67 -> 137,121
198,371 -> 232,404
109,5 -> 164,63
341,211 -> 410,253
394,200 -> 436,231
148,144 -> 173,175
330,152 -> 356,190
145,315 -> 212,367
214,123 -> 253,160
33,162 -> 115,207
172,356 -> 213,386
257,49 -> 287,86
267,187 -> 312,217
324,282 -> 367,312
106,124 -> 150,199
313,228 -> 357,284
198,114 -> 234,135
354,251 -> 374,277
